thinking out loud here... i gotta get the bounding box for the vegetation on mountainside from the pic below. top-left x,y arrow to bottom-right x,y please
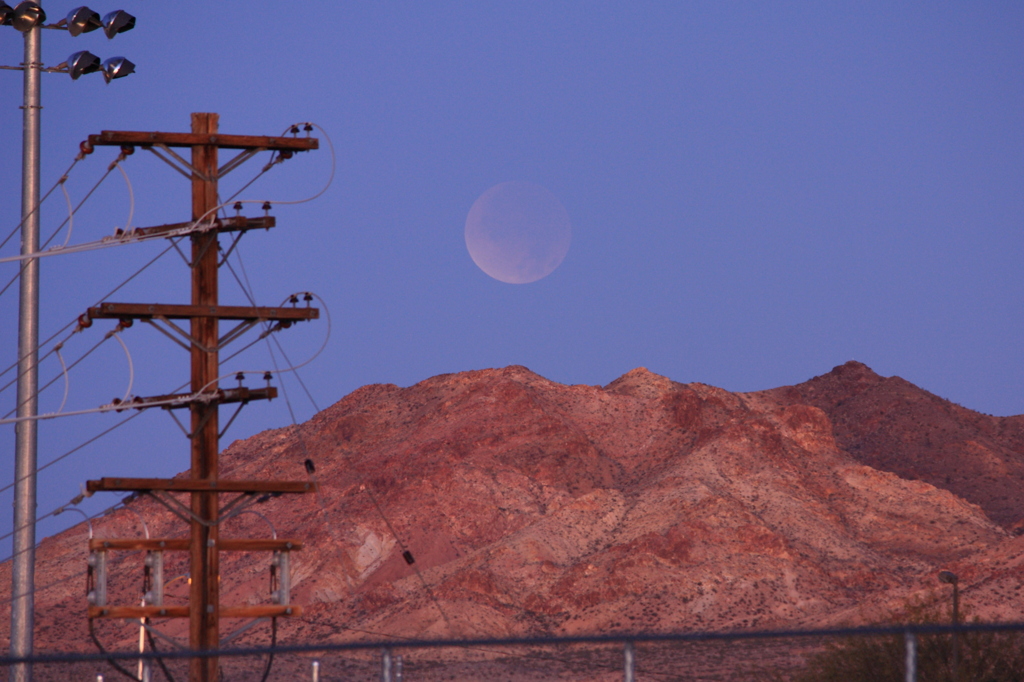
787,600 -> 1024,682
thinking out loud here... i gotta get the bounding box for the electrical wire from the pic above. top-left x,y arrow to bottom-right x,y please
58,179 -> 74,249
0,121 -> 335,266
0,409 -> 145,497
90,619 -> 143,682
0,494 -> 127,569
2,333 -> 114,420
114,161 -> 134,235
0,240 -> 176,391
0,159 -> 117,281
361,483 -> 458,636
110,331 -> 135,405
0,155 -> 82,254
54,344 -> 70,415
269,334 -> 320,413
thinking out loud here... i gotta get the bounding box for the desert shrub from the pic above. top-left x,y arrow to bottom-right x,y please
788,600 -> 1024,682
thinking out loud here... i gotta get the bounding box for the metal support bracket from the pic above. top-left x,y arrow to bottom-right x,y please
218,148 -> 264,179
219,617 -> 268,647
143,490 -> 269,528
130,618 -> 188,650
145,143 -> 210,181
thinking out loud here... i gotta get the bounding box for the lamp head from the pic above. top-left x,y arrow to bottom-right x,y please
101,56 -> 134,83
66,6 -> 102,36
11,1 -> 45,31
101,9 -> 134,39
938,570 -> 959,585
0,2 -> 14,26
67,50 -> 101,80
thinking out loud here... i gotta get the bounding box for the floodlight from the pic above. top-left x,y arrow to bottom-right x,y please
101,56 -> 134,83
11,1 -> 45,31
67,50 -> 101,80
0,2 -> 14,26
101,9 -> 134,39
938,570 -> 958,585
66,6 -> 102,36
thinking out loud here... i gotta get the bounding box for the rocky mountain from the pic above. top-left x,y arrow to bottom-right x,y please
3,361 -> 1023,679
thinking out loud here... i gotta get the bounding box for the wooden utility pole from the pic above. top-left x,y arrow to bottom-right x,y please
189,111 -> 221,682
83,114 -> 320,682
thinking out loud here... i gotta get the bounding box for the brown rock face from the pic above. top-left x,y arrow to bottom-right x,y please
760,360 -> 1024,528
3,362 -> 1024,672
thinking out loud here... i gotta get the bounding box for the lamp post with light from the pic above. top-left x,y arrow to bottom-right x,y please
938,570 -> 960,681
1,4 -> 135,680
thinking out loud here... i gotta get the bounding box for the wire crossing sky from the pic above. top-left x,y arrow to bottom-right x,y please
1,2 -> 1023,545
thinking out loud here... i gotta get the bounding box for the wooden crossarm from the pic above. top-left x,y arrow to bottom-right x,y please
110,387 -> 277,412
88,538 -> 303,552
88,131 -> 318,151
85,478 -> 316,494
88,605 -> 302,619
128,216 -> 275,239
87,302 -> 318,322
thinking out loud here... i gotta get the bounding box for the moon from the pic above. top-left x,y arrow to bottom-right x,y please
464,181 -> 572,284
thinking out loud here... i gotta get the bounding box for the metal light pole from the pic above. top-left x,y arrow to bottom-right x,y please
11,14 -> 41,682
2,4 -> 136,680
938,570 -> 960,681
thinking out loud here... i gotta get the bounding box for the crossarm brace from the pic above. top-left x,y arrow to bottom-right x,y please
148,143 -> 210,181
144,490 -> 271,527
143,315 -> 269,352
218,148 -> 265,178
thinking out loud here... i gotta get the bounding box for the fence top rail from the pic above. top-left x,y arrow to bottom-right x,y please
5,620 -> 1024,666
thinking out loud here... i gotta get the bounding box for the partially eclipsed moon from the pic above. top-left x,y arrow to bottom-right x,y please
464,181 -> 572,284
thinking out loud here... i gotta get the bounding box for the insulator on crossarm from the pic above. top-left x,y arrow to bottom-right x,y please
87,551 -> 108,606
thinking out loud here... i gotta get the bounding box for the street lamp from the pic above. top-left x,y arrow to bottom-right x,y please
2,6 -> 136,681
938,570 -> 960,681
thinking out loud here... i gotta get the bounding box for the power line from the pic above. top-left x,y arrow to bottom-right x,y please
0,410 -> 144,497
0,154 -> 83,254
0,155 -> 120,295
0,241 -> 176,393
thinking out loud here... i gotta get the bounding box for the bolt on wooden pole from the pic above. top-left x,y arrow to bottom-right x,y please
189,112 -> 220,682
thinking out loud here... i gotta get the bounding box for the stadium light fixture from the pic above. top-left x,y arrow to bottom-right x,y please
66,6 -> 102,36
101,8 -> 133,38
101,55 -> 133,83
11,1 -> 45,31
66,50 -> 101,79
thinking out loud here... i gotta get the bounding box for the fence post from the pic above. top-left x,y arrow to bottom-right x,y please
311,659 -> 320,682
905,631 -> 917,682
382,648 -> 394,682
624,641 -> 635,682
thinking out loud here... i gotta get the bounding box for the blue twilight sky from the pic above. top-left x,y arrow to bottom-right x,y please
1,2 -> 1023,542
